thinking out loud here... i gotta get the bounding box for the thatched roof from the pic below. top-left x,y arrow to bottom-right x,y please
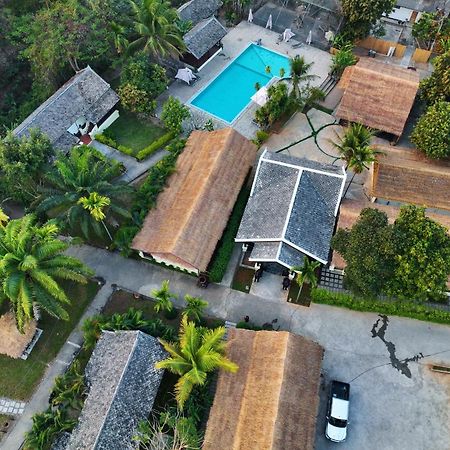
203,328 -> 324,450
0,313 -> 36,359
13,66 -> 119,151
183,17 -> 227,59
132,128 -> 256,273
370,146 -> 450,211
336,58 -> 419,137
331,199 -> 450,271
65,331 -> 166,450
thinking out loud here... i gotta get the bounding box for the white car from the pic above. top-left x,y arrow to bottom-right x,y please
325,380 -> 350,442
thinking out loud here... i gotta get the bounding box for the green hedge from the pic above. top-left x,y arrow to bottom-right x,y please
136,131 -> 175,161
207,185 -> 251,282
95,133 -> 134,156
311,288 -> 450,325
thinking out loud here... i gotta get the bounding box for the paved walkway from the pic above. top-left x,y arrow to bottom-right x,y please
0,399 -> 25,416
89,140 -> 169,183
3,245 -> 450,450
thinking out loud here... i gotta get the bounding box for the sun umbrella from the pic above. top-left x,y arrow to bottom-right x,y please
251,86 -> 269,106
248,8 -> 253,23
306,30 -> 312,45
175,68 -> 196,85
283,28 -> 295,42
325,30 -> 335,42
266,14 -> 273,29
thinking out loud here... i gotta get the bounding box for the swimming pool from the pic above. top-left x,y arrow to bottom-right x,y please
189,44 -> 290,123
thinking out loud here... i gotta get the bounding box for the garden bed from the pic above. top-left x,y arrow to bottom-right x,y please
231,266 -> 254,293
288,281 -> 312,306
0,281 -> 100,400
104,110 -> 166,156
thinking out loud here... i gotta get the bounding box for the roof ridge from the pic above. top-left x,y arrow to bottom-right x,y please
91,331 -> 140,449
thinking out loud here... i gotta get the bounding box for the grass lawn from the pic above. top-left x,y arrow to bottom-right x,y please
0,281 -> 100,400
106,110 -> 166,155
231,266 -> 254,293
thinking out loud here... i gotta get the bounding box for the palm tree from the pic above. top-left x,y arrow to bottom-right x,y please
156,315 -> 238,408
151,280 -> 176,314
35,147 -> 132,241
289,55 -> 317,101
0,208 -> 8,228
291,257 -> 321,300
128,0 -> 186,61
110,21 -> 129,55
0,215 -> 93,332
331,123 -> 382,197
183,295 -> 208,322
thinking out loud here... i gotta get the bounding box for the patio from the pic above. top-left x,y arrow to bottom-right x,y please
157,20 -> 332,140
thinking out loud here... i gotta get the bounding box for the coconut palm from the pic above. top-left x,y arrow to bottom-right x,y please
332,123 -> 382,196
0,215 -> 93,332
35,147 -> 132,241
151,280 -> 176,314
156,315 -> 238,408
128,0 -> 186,61
183,295 -> 208,322
110,21 -> 129,55
291,257 -> 321,300
289,55 -> 317,100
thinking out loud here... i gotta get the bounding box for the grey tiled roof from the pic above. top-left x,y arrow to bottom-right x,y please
250,242 -> 280,260
183,17 -> 227,60
236,151 -> 345,264
178,0 -> 222,24
65,331 -> 166,450
278,243 -> 305,268
13,66 -> 119,151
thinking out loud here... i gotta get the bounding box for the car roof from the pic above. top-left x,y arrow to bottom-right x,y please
330,397 -> 349,420
331,380 -> 350,400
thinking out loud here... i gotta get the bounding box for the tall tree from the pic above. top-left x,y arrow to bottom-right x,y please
387,205 -> 450,302
340,0 -> 396,39
128,0 -> 185,61
156,315 -> 238,408
35,147 -> 132,240
19,0 -> 113,93
411,101 -> 450,159
332,123 -> 381,196
288,55 -> 316,102
0,215 -> 93,332
151,280 -> 177,314
419,51 -> 450,105
183,295 -> 208,322
0,130 -> 54,204
332,208 -> 395,297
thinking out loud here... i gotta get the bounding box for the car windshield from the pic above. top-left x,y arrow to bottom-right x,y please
329,417 -> 347,428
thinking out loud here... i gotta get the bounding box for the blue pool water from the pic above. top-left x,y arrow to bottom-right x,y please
190,44 -> 290,123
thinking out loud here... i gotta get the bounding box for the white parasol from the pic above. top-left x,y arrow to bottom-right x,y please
266,14 -> 273,29
282,28 -> 295,42
248,8 -> 253,23
175,68 -> 197,84
251,86 -> 269,106
325,30 -> 335,42
306,30 -> 312,45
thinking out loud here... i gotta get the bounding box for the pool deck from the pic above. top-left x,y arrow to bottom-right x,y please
157,21 -> 332,140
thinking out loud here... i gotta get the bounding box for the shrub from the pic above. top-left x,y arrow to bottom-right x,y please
135,131 -> 176,160
95,133 -> 135,156
208,185 -> 250,282
252,130 -> 270,147
330,44 -> 357,77
254,83 -> 290,128
161,96 -> 191,133
311,288 -> 450,325
118,83 -> 157,115
236,321 -> 263,331
411,101 -> 450,159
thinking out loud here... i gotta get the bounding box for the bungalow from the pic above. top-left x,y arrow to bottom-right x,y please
178,0 -> 227,70
13,66 -> 119,150
64,330 -> 166,450
235,150 -> 346,269
335,58 -> 419,141
132,128 -> 256,275
203,328 -> 324,450
369,146 -> 450,211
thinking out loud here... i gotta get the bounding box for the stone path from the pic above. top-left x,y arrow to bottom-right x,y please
89,140 -> 169,183
0,399 -> 25,416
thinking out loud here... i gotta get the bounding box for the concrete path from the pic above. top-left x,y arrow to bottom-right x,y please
0,399 -> 25,416
1,283 -> 111,450
3,245 -> 450,449
89,140 -> 169,183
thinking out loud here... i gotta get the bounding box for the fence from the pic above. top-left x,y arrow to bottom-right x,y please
357,36 -> 407,58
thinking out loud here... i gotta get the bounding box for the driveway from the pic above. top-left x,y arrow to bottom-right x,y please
65,246 -> 450,450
